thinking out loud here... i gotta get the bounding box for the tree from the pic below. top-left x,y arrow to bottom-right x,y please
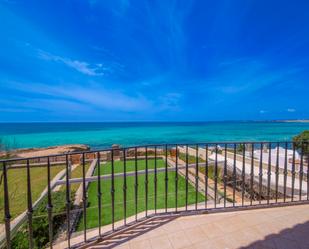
237,144 -> 245,153
293,130 -> 309,155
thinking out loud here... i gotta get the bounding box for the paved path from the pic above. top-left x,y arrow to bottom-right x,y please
74,159 -> 98,206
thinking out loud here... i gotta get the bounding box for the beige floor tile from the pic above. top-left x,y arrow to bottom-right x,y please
214,215 -> 247,233
114,244 -> 131,249
160,219 -> 182,233
199,223 -> 224,239
64,204 -> 309,249
237,226 -> 265,243
126,229 -> 152,241
227,230 -> 260,247
211,238 -> 238,249
183,226 -> 207,244
197,214 -> 226,225
129,239 -> 152,249
178,218 -> 201,230
145,226 -> 167,239
149,235 -> 172,249
253,221 -> 284,236
193,239 -> 220,249
167,230 -> 192,249
239,212 -> 270,226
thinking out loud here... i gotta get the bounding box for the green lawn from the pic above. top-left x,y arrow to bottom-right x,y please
198,165 -> 223,182
0,162 -> 91,222
0,164 -> 65,221
78,159 -> 205,230
178,152 -> 205,164
95,158 -> 166,175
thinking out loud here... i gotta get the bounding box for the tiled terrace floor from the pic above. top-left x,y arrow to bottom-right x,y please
80,204 -> 309,249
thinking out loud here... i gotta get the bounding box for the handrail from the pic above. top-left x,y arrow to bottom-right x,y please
1,140 -> 308,163
0,141 -> 308,249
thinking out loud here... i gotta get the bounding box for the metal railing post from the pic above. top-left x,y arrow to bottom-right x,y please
214,144 -> 218,207
267,142 -> 272,204
195,144 -> 199,210
26,159 -> 34,249
46,157 -> 53,249
175,145 -> 178,212
123,149 -> 127,224
82,153 -> 87,242
224,144 -> 227,207
154,146 -> 158,213
258,143 -> 263,204
241,143 -> 246,206
111,150 -> 115,231
134,147 -> 138,221
97,152 -> 102,236
205,144 -> 209,209
165,144 -> 168,212
65,154 -> 71,248
145,147 -> 148,216
3,162 -> 11,249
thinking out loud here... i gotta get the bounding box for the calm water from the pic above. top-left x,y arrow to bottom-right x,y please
0,122 -> 308,149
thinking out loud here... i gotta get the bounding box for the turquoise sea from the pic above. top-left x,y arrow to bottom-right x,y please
0,122 -> 308,150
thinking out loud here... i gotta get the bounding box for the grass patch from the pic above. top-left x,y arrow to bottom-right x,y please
0,164 -> 65,221
95,158 -> 166,175
178,152 -> 205,164
78,159 -> 205,230
198,165 -> 223,182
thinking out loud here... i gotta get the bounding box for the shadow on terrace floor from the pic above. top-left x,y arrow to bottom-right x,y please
83,216 -> 177,249
241,220 -> 309,249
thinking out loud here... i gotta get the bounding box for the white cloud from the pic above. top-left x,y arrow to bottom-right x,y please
287,108 -> 296,112
38,50 -> 107,76
63,60 -> 101,76
5,81 -> 152,112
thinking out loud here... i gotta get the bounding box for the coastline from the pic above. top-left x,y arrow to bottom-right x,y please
278,120 -> 309,123
0,144 -> 90,158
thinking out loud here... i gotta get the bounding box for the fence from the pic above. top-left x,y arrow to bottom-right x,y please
0,141 -> 308,248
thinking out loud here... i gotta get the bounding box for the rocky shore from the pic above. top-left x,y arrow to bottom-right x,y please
0,144 -> 90,158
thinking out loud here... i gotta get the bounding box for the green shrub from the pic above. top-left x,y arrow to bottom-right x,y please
293,130 -> 309,155
11,190 -> 74,249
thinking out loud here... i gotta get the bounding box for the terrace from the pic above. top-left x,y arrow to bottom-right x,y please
0,141 -> 308,249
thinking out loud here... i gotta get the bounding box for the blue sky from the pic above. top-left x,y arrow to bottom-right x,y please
0,0 -> 308,122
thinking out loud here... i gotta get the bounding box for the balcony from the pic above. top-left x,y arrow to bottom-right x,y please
54,203 -> 309,249
0,141 -> 308,249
